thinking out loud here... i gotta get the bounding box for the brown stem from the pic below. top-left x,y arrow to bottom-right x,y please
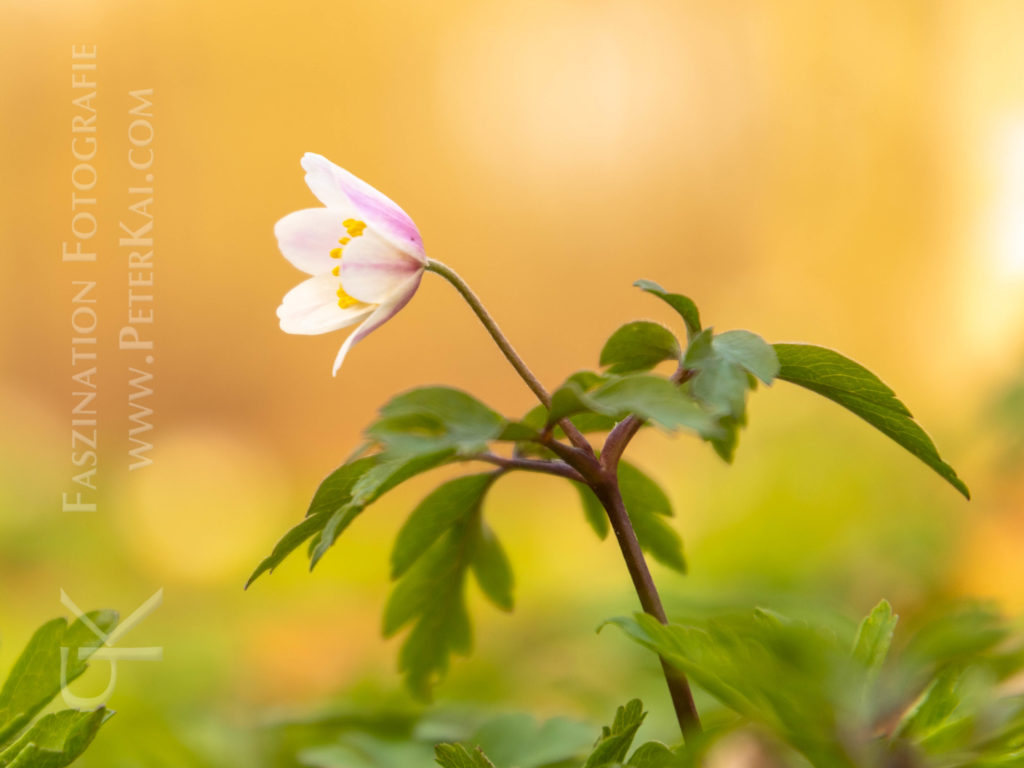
475,453 -> 586,483
594,479 -> 703,739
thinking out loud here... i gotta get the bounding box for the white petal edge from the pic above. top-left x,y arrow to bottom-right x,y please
274,208 -> 352,275
301,153 -> 426,263
332,272 -> 423,375
277,275 -> 374,335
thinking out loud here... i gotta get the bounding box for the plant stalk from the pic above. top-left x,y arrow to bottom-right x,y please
425,259 -> 592,452
427,258 -> 701,739
426,259 -> 551,406
596,480 -> 703,739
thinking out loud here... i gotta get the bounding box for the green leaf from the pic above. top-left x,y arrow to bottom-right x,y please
607,612 -> 861,768
250,449 -> 459,585
619,462 -> 672,517
385,523 -> 475,698
470,522 -> 514,612
588,376 -> 721,437
774,343 -> 970,499
583,699 -> 647,768
618,463 -> 686,573
0,708 -> 108,768
684,329 -> 750,419
469,713 -> 595,768
0,612 -> 119,746
434,744 -> 496,768
248,456 -> 381,585
600,321 -> 681,374
574,482 -> 610,540
391,474 -> 495,579
634,280 -> 701,340
712,330 -> 779,385
369,386 -> 507,456
496,422 -> 539,442
627,742 -> 680,768
310,449 -> 455,569
384,475 -> 504,698
896,667 -> 962,742
852,599 -> 898,677
707,415 -> 742,464
548,384 -> 593,426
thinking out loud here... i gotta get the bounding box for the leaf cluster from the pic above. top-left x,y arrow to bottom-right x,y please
0,611 -> 119,768
252,279 -> 969,700
608,600 -> 1024,767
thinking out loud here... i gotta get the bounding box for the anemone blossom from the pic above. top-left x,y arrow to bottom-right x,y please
275,153 -> 426,375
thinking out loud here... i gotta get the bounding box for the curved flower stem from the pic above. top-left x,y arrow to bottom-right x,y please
596,480 -> 703,739
425,259 -> 592,453
426,259 -> 551,404
427,258 -> 700,739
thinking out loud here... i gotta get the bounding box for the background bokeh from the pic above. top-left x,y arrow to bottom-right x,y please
2,1 -> 1023,765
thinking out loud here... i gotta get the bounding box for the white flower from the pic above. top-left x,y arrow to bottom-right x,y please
275,153 -> 427,375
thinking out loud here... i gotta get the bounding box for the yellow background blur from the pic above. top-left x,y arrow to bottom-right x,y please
2,1 -> 1023,764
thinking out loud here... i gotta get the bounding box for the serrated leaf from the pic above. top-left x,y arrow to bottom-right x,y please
0,612 -> 118,746
391,474 -> 495,580
708,415 -> 742,464
574,482 -> 610,540
310,450 -> 455,569
896,667 -> 962,742
712,330 -> 779,385
0,708 -> 107,768
600,322 -> 681,374
250,450 -> 458,585
684,329 -> 750,420
852,599 -> 898,677
634,280 -> 701,340
583,699 -> 646,768
384,475 -> 503,698
248,456 -> 381,585
388,526 -> 475,698
369,386 -> 507,456
588,376 -> 721,437
607,612 -> 861,768
470,522 -> 514,612
774,343 -> 970,499
434,744 -> 496,768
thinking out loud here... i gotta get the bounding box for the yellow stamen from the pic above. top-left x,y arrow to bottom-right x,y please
330,247 -> 342,259
331,265 -> 340,276
343,218 -> 367,237
336,286 -> 360,309
339,237 -> 351,245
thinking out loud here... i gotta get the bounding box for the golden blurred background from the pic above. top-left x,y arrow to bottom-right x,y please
2,0 -> 1023,764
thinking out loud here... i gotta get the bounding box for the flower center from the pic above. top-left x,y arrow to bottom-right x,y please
330,219 -> 368,309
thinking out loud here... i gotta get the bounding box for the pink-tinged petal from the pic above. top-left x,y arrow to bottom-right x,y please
275,208 -> 350,275
339,229 -> 424,304
277,275 -> 373,335
301,153 -> 426,262
332,273 -> 422,375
